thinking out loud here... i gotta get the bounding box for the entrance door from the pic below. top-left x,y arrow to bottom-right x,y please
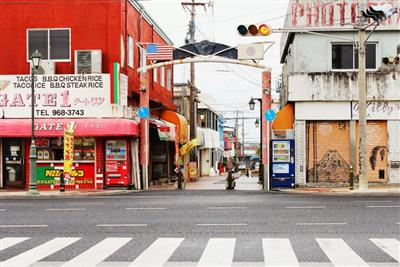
3,139 -> 26,188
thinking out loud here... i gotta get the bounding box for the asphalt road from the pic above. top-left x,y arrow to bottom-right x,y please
0,190 -> 399,267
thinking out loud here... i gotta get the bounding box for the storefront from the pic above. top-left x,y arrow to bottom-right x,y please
0,118 -> 139,190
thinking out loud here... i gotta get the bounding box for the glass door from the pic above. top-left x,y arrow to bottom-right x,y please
3,139 -> 26,188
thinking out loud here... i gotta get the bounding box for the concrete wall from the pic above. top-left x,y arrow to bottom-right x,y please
290,31 -> 400,73
289,72 -> 400,101
388,120 -> 400,184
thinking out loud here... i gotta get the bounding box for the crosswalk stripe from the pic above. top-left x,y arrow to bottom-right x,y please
316,238 -> 369,267
370,238 -> 400,262
61,238 -> 132,267
263,238 -> 299,267
0,238 -> 30,251
197,238 -> 236,267
1,237 -> 80,267
128,238 -> 183,267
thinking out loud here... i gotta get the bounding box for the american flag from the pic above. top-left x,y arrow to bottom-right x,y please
146,44 -> 173,61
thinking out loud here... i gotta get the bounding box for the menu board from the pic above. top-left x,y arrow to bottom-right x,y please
272,141 -> 290,163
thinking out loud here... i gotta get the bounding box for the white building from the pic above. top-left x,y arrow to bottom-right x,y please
280,0 -> 400,185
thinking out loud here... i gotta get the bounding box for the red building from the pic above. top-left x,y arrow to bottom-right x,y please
0,0 -> 187,190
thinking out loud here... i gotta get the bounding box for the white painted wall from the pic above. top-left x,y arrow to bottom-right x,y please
201,149 -> 210,177
294,121 -> 306,185
289,72 -> 400,101
388,120 -> 400,184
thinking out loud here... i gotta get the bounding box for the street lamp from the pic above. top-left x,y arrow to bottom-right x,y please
254,118 -> 259,128
28,50 -> 41,195
249,97 -> 263,185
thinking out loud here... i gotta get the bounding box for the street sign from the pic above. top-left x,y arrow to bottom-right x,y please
138,107 -> 150,119
265,109 -> 276,121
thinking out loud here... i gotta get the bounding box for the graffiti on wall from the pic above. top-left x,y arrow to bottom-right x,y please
308,149 -> 350,182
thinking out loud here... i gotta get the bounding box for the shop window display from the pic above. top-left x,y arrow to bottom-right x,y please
36,137 -> 95,161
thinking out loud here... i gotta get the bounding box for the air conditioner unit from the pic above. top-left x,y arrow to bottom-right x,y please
75,50 -> 102,74
30,60 -> 55,75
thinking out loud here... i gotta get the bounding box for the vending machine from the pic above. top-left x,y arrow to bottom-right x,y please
270,139 -> 295,188
105,140 -> 129,187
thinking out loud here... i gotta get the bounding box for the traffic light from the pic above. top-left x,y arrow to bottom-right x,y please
362,3 -> 397,23
237,24 -> 271,36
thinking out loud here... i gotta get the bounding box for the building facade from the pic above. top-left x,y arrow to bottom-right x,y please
0,0 -> 185,190
280,0 -> 400,186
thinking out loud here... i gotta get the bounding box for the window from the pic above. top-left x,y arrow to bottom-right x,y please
153,68 -> 158,83
166,68 -> 172,90
160,66 -> 165,87
28,29 -> 70,61
128,35 -> 134,68
331,43 -> 376,70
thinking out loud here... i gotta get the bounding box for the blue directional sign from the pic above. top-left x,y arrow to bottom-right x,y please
138,107 -> 150,119
265,109 -> 276,122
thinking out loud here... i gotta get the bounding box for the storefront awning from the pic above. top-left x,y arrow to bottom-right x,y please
160,110 -> 188,143
149,118 -> 175,142
0,118 -> 139,138
272,103 -> 294,130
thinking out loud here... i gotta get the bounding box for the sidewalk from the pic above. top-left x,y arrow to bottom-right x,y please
0,188 -> 133,198
278,183 -> 400,195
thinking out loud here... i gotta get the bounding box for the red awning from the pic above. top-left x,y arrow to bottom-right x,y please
0,118 -> 139,137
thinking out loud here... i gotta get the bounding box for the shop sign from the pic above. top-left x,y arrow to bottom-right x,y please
352,101 -> 400,120
63,122 -> 76,185
288,0 -> 400,29
37,166 -> 93,185
0,74 -> 119,118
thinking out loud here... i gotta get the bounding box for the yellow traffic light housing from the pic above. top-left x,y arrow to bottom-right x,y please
237,24 -> 271,37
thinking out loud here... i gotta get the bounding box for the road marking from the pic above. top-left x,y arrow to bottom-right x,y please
128,238 -> 183,267
206,207 -> 247,210
0,225 -> 47,228
370,238 -> 400,262
354,200 -> 393,203
263,238 -> 299,267
196,223 -> 248,226
0,238 -> 30,251
66,202 -> 104,205
0,202 -> 32,205
198,238 -> 236,267
46,208 -> 86,211
316,238 -> 369,267
366,206 -> 400,208
1,237 -> 80,267
0,209 -> 5,211
61,237 -> 132,267
286,206 -> 326,209
125,207 -> 165,210
96,224 -> 147,227
296,223 -> 347,225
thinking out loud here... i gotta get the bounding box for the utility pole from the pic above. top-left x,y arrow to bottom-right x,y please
182,1 -> 207,166
358,10 -> 368,191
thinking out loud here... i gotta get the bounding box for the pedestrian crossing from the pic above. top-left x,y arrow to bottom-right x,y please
0,237 -> 399,267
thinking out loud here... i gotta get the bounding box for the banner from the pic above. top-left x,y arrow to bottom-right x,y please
179,138 -> 200,156
63,122 -> 76,185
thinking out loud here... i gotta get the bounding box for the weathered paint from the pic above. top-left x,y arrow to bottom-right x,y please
289,0 -> 400,29
289,72 -> 400,102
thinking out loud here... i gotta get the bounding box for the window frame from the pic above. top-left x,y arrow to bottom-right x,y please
330,42 -> 378,71
160,66 -> 165,87
26,28 -> 71,62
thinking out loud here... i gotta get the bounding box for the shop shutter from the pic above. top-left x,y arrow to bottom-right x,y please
306,121 -> 350,183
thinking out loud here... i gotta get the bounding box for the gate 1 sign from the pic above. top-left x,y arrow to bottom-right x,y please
0,74 -> 114,118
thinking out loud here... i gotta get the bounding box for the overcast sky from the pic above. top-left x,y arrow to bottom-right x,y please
142,0 -> 290,143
